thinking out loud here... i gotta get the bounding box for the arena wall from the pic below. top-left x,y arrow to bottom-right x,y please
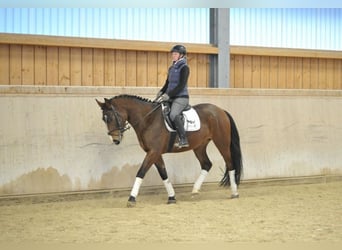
0,86 -> 341,196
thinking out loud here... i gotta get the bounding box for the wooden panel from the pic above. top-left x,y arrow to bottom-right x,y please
277,57 -> 287,89
136,51 -> 147,87
81,48 -> 93,86
286,57 -> 295,89
197,54 -> 208,88
310,58 -> 319,89
243,56 -> 252,88
0,44 -> 10,84
269,57 -> 278,89
58,47 -> 70,85
318,59 -> 327,89
260,56 -> 270,88
251,56 -> 261,88
147,51 -> 158,87
126,51 -> 136,87
333,59 -> 342,89
234,55 -> 244,88
294,58 -> 303,89
46,47 -> 59,85
2,34 -> 342,90
230,55 -> 235,88
93,48 -> 104,86
115,50 -> 126,86
104,49 -> 115,86
70,48 -> 82,86
9,45 -> 22,85
326,59 -> 334,89
302,58 -> 311,89
157,52 -> 168,87
230,54 -> 341,90
22,45 -> 34,85
35,46 -> 47,85
188,54 -> 198,88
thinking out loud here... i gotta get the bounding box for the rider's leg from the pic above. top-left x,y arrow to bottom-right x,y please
169,97 -> 189,148
173,115 -> 189,148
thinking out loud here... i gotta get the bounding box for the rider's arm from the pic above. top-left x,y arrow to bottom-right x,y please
160,78 -> 169,93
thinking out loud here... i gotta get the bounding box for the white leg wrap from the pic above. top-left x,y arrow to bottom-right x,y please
192,169 -> 208,193
229,170 -> 238,196
163,178 -> 175,197
130,177 -> 143,197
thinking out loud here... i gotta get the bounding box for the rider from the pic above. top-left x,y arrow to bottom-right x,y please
156,44 -> 190,148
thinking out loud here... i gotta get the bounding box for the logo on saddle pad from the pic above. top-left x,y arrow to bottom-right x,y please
162,103 -> 201,132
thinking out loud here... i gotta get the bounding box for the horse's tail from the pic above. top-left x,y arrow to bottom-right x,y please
220,111 -> 243,186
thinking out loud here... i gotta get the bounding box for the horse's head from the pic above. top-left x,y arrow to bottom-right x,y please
96,98 -> 129,145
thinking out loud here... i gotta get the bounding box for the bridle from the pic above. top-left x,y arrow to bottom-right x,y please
105,105 -> 130,137
105,103 -> 161,142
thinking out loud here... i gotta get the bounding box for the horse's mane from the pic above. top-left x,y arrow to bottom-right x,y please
111,94 -> 156,104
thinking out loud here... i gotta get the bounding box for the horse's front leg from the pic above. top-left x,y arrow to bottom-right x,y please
155,156 -> 176,204
127,150 -> 159,207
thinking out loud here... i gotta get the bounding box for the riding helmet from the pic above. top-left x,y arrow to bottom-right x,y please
170,45 -> 187,55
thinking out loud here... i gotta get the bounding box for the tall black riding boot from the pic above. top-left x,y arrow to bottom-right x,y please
174,115 -> 189,148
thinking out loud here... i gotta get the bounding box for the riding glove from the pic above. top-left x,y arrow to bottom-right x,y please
159,93 -> 169,102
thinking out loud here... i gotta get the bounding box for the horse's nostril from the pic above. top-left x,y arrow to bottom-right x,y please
113,140 -> 120,145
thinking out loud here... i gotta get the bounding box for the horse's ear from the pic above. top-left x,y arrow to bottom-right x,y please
95,99 -> 105,109
104,98 -> 110,104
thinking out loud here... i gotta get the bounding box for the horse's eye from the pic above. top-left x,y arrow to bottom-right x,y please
103,115 -> 108,123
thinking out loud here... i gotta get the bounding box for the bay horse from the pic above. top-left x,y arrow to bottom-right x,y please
96,94 -> 243,207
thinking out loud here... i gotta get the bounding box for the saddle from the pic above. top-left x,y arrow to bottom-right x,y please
161,102 -> 201,132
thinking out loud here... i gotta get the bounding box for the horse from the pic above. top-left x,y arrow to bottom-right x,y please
96,94 -> 243,207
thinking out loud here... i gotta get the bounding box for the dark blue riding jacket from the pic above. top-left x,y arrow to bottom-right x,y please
160,58 -> 189,99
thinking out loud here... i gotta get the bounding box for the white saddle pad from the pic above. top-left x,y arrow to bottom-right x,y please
164,108 -> 201,132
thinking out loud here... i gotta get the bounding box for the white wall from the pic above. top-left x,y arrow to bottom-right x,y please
0,86 -> 341,195
230,8 -> 342,50
1,8 -> 341,50
0,8 -> 209,43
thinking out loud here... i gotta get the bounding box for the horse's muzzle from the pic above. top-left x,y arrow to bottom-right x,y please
109,135 -> 121,145
108,131 -> 122,145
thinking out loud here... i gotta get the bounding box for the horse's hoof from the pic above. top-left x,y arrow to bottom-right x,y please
191,190 -> 200,198
231,194 -> 239,199
127,196 -> 136,207
167,196 -> 177,204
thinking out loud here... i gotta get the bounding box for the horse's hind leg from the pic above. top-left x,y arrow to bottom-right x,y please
192,143 -> 212,194
212,133 -> 239,198
155,156 -> 176,204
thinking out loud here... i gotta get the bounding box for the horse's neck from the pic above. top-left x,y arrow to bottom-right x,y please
123,100 -> 154,127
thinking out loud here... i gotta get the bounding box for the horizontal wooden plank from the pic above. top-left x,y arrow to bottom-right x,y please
231,46 -> 342,60
0,33 -> 218,54
1,85 -> 342,97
